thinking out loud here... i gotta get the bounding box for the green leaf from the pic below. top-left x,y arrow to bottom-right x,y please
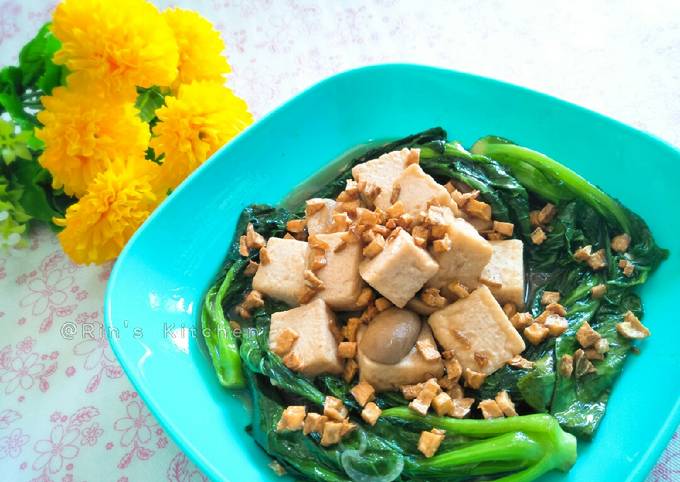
26,132 -> 44,151
0,93 -> 35,129
135,86 -> 167,123
518,355 -> 556,412
0,174 -> 31,250
18,23 -> 62,87
2,148 -> 16,164
37,60 -> 66,95
10,157 -> 70,223
0,66 -> 23,96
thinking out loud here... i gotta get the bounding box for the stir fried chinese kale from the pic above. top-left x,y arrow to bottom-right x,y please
201,128 -> 667,481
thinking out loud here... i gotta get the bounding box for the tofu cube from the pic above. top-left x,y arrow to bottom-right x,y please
253,237 -> 309,306
306,198 -> 336,235
357,323 -> 445,391
351,149 -> 413,210
427,217 -> 493,290
427,285 -> 525,375
310,232 -> 364,310
359,229 -> 439,308
480,240 -> 525,307
268,299 -> 343,377
392,164 -> 452,214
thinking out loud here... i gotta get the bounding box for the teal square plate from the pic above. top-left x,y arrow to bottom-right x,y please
104,64 -> 680,481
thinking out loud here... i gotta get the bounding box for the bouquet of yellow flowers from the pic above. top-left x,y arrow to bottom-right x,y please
0,0 -> 252,264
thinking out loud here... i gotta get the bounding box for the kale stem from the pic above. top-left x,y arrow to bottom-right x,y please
383,408 -> 577,478
471,139 -> 632,233
494,454 -> 556,482
382,408 -> 559,437
201,260 -> 245,388
407,432 -> 543,477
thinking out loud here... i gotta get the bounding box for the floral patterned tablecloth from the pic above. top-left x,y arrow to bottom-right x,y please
1,1 -> 679,481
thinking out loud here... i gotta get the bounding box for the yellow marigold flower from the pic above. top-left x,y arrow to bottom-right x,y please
163,8 -> 231,86
54,159 -> 163,265
151,81 -> 252,190
36,84 -> 149,198
52,0 -> 179,99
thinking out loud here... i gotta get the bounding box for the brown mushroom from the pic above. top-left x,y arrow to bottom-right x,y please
358,308 -> 421,364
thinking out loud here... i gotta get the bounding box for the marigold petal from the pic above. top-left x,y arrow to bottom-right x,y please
52,0 -> 179,98
57,158 -> 164,264
163,8 -> 230,86
151,81 -> 252,191
36,84 -> 149,198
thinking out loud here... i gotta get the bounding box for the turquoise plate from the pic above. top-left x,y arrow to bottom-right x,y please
104,64 -> 680,482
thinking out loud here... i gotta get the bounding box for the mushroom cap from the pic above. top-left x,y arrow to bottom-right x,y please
359,308 -> 421,364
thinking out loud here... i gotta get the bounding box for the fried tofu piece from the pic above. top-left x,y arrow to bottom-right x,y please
444,356 -> 463,382
357,323 -> 445,392
480,240 -> 525,307
309,231 -> 364,310
450,398 -> 475,418
350,381 -> 376,407
323,396 -> 349,421
351,149 -> 414,210
611,233 -> 631,253
320,421 -> 344,446
338,342 -> 357,358
428,285 -> 525,376
360,229 -> 439,308
576,321 -> 601,348
268,299 -> 343,377
276,406 -> 306,432
495,390 -> 517,417
306,198 -> 336,235
465,198 -> 492,221
463,368 -> 486,389
409,378 -> 441,415
418,429 -> 445,458
559,354 -> 574,377
544,314 -> 568,337
343,359 -> 358,383
524,322 -> 550,345
478,400 -> 504,419
616,310 -> 651,339
270,327 -> 299,356
427,217 -> 493,290
392,164 -> 452,214
510,312 -> 533,331
401,382 -> 425,400
431,392 -> 454,416
303,413 -> 328,435
361,402 -> 382,426
541,291 -> 561,305
253,237 -> 309,306
417,339 -> 442,361
587,249 -> 607,270
531,227 -> 547,245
